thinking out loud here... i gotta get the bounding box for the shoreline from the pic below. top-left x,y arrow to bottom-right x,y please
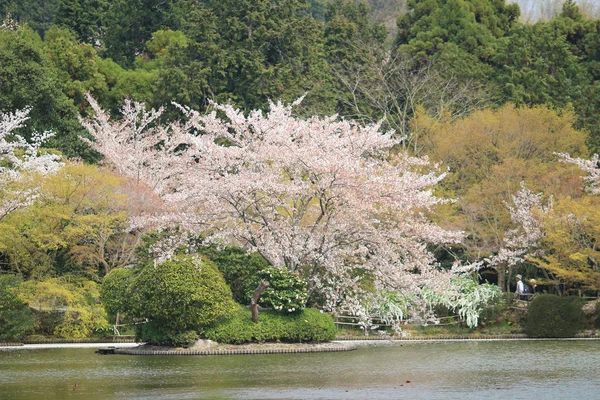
2,334 -> 599,352
0,342 -> 141,350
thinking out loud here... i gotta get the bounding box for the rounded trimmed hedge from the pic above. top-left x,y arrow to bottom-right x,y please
204,306 -> 336,344
525,294 -> 585,338
129,255 -> 236,333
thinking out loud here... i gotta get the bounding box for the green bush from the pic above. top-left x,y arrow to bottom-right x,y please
251,266 -> 309,314
101,268 -> 135,317
525,294 -> 585,338
595,302 -> 600,330
197,245 -> 268,304
130,255 -> 236,344
0,275 -> 36,341
204,306 -> 336,344
137,322 -> 199,347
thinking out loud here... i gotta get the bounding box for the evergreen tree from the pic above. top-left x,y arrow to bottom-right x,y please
54,0 -> 107,43
323,0 -> 388,118
103,0 -> 176,66
0,0 -> 59,37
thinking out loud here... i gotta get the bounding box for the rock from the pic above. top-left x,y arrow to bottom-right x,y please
582,300 -> 599,314
191,339 -> 217,349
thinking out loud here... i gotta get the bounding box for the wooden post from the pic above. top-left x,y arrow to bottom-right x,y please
251,281 -> 270,323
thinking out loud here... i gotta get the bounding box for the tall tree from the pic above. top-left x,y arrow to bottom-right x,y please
0,0 -> 59,37
103,0 -> 176,66
54,0 -> 108,43
323,0 -> 388,119
415,103 -> 588,288
198,0 -> 331,113
396,0 -> 520,76
0,24 -> 94,159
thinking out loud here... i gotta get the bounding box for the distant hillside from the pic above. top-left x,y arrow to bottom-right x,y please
507,0 -> 600,22
357,0 -> 600,35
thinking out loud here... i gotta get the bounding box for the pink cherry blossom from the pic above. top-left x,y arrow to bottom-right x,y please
82,94 -> 465,317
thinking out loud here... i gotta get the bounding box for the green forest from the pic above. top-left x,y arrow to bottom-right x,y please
1,0 -> 600,343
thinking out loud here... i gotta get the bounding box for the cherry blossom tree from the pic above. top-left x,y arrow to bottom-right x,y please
557,153 -> 600,194
0,107 -> 62,221
81,94 -> 464,316
485,183 -> 550,290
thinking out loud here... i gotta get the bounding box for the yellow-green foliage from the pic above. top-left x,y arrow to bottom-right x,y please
0,162 -> 149,278
413,103 -> 588,257
16,278 -> 109,338
530,196 -> 600,291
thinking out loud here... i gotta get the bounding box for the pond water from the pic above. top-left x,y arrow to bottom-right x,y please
1,340 -> 599,400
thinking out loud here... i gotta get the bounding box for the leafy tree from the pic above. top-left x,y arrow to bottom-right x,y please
548,1 -> 600,151
308,0 -> 329,21
43,26 -> 108,107
0,0 -> 59,37
0,274 -> 36,341
100,267 -> 133,320
415,103 -> 588,289
530,195 -> 600,292
397,0 -> 519,53
54,0 -> 107,43
491,21 -> 585,108
142,27 -> 216,113
197,245 -> 269,305
103,0 -> 176,66
0,163 -> 147,278
16,277 -> 109,338
94,57 -> 158,114
396,0 -> 519,79
170,0 -> 332,114
0,25 -> 93,160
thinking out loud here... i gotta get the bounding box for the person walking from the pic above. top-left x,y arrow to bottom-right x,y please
515,274 -> 527,300
529,279 -> 540,294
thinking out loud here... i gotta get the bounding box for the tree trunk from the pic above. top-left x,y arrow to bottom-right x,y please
497,266 -> 506,293
251,281 -> 270,323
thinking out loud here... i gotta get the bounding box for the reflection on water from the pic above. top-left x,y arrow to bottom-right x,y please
1,340 -> 599,399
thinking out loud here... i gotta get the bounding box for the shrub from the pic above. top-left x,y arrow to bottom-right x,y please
101,267 -> 135,318
15,277 -> 109,339
251,266 -> 308,314
130,255 -> 236,344
525,294 -> 585,338
204,306 -> 336,344
197,245 -> 268,304
595,302 -> 600,330
0,275 -> 36,341
137,322 -> 199,347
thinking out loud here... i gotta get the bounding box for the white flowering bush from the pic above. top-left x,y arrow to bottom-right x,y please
427,277 -> 504,328
255,267 -> 308,314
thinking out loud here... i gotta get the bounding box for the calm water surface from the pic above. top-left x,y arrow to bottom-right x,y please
1,340 -> 599,400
